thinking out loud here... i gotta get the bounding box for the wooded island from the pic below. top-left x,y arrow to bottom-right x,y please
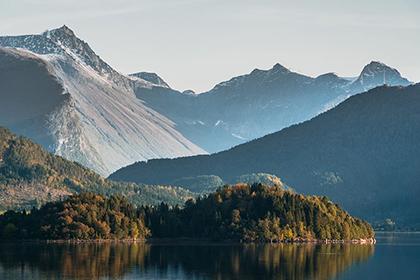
0,184 -> 374,243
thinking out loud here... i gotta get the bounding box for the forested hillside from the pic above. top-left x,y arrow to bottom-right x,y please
0,193 -> 150,240
170,173 -> 289,193
0,127 -> 193,210
143,184 -> 374,242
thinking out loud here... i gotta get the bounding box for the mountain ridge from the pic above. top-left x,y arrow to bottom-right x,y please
0,25 -> 413,172
133,58 -> 411,152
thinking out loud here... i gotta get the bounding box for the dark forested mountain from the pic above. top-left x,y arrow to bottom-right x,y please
110,84 -> 420,228
0,26 -> 205,176
0,127 -> 194,211
133,61 -> 410,152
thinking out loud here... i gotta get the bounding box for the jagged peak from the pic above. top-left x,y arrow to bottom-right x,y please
130,72 -> 170,88
365,60 -> 388,67
0,26 -> 132,90
52,25 -> 75,36
316,72 -> 340,79
360,61 -> 400,76
354,60 -> 411,87
41,25 -> 93,57
250,68 -> 263,74
271,63 -> 290,74
43,25 -> 76,39
250,63 -> 290,76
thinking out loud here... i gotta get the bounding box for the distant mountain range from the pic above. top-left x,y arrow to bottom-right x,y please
131,59 -> 411,153
110,84 -> 420,229
0,26 -> 205,176
0,25 -> 412,174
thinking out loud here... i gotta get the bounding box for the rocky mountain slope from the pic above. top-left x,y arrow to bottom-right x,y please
110,84 -> 420,228
0,26 -> 205,176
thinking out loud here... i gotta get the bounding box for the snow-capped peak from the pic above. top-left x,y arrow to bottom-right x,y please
0,25 -> 132,90
45,25 -> 75,37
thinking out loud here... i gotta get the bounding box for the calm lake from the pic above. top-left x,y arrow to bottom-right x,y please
0,232 -> 419,279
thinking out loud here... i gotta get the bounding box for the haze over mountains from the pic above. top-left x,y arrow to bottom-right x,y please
111,84 -> 420,228
129,54 -> 411,153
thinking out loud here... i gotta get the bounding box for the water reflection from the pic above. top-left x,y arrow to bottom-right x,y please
0,242 -> 374,280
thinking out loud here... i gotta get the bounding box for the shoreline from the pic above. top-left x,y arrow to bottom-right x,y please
0,237 -> 376,245
375,231 -> 420,234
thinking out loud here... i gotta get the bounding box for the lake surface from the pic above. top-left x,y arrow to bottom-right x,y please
0,233 -> 418,279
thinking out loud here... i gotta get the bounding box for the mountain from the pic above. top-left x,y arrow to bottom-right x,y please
0,26 -> 412,175
0,25 -> 131,89
0,26 -> 205,176
130,72 -> 170,88
110,84 -> 420,228
0,127 -> 194,211
350,61 -> 410,93
133,61 -> 411,153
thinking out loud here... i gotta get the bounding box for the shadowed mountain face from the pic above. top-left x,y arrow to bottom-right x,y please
110,84 -> 420,228
0,26 -> 205,176
133,61 -> 411,153
0,49 -> 68,149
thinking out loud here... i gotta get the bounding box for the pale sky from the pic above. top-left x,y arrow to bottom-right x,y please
1,0 -> 419,92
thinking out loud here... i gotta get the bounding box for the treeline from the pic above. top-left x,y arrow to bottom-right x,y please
0,184 -> 374,241
0,193 -> 150,240
143,184 -> 373,242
